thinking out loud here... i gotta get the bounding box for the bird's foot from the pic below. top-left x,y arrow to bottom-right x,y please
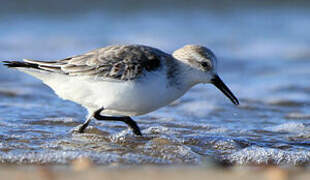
132,128 -> 142,136
123,117 -> 142,136
70,124 -> 87,133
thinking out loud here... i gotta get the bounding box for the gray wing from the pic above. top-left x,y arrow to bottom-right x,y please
23,45 -> 168,81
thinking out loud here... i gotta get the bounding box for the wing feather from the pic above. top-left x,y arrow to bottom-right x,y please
22,45 -> 169,81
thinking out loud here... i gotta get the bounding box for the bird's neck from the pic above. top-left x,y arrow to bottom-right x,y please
166,58 -> 203,90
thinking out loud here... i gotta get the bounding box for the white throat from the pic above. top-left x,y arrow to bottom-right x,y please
169,59 -> 207,91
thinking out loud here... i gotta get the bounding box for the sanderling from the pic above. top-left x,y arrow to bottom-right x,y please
3,44 -> 239,135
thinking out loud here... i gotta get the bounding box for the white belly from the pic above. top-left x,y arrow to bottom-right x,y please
39,71 -> 188,116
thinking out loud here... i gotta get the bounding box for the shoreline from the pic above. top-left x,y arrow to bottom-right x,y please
0,165 -> 309,180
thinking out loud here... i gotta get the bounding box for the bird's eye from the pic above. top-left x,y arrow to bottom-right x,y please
200,62 -> 209,68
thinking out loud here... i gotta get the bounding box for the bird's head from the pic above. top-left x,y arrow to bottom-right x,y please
172,45 -> 239,105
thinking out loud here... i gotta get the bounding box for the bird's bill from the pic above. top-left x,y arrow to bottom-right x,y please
211,75 -> 239,105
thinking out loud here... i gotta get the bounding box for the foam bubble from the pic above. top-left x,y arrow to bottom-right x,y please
0,150 -> 121,165
267,122 -> 309,133
225,146 -> 310,166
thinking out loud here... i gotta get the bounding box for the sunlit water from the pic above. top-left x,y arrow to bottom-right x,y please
1,4 -> 310,166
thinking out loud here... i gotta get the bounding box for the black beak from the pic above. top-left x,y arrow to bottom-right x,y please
211,75 -> 239,105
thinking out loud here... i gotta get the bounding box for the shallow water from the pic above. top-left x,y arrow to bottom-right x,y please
1,1 -> 310,166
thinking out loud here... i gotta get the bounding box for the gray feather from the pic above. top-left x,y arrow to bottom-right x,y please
18,45 -> 169,81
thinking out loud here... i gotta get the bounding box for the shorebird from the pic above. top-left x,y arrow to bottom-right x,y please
3,44 -> 239,136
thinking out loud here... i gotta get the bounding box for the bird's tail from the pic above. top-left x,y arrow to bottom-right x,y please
2,59 -> 65,83
3,61 -> 40,69
2,59 -> 63,73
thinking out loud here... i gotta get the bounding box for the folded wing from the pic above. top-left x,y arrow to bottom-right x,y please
20,45 -> 167,81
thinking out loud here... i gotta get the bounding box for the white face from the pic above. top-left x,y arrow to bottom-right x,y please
173,45 -> 239,105
172,45 -> 217,83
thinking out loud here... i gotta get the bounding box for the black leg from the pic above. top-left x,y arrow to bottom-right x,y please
77,117 -> 92,133
71,116 -> 92,133
94,108 -> 142,136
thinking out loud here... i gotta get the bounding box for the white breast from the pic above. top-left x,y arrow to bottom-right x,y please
38,69 -> 189,116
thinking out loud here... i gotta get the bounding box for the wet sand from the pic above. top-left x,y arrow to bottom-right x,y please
1,165 -> 309,180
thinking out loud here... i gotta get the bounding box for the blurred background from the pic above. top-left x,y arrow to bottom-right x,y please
1,0 -> 309,61
0,0 -> 310,166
